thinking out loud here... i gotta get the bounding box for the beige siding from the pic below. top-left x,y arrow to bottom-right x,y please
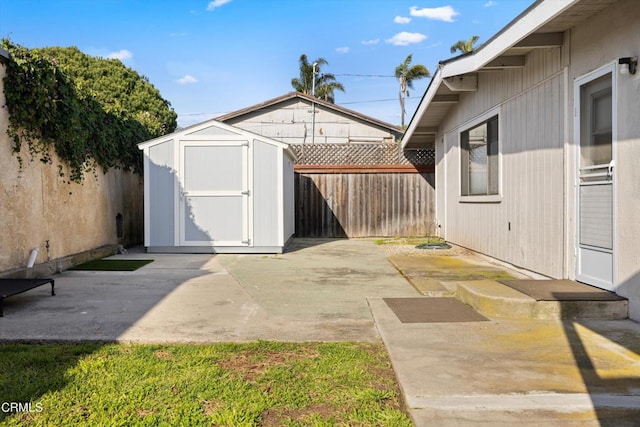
224,99 -> 398,145
569,0 -> 640,318
439,48 -> 565,278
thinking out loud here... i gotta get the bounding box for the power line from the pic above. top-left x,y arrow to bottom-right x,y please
337,98 -> 396,105
334,73 -> 396,78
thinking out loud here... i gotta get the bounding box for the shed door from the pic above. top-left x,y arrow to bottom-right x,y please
576,71 -> 614,290
179,140 -> 251,247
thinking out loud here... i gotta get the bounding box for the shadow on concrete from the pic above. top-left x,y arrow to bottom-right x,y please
559,280 -> 640,425
283,237 -> 346,253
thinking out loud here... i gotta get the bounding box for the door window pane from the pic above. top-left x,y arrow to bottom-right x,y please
580,75 -> 612,168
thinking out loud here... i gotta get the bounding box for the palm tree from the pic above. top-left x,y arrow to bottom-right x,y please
395,54 -> 430,128
291,54 -> 345,103
450,35 -> 480,54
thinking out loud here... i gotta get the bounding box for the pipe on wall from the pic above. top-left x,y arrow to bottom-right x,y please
27,247 -> 39,268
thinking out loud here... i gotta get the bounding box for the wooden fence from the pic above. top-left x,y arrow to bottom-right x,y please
294,167 -> 435,237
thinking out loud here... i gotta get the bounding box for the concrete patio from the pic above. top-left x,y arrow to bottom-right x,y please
0,238 -> 639,426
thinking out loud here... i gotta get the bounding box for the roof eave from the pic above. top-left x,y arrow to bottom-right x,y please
402,0 -> 581,149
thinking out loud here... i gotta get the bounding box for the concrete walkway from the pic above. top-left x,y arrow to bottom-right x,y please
1,238 -> 639,425
0,238 -> 415,342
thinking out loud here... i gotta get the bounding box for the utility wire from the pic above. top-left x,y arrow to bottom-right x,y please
338,98 -> 396,105
334,73 -> 396,78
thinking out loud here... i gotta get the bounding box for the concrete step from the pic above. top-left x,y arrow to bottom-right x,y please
453,280 -> 628,320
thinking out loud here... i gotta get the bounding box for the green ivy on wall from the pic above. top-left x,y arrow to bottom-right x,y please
1,39 -> 177,183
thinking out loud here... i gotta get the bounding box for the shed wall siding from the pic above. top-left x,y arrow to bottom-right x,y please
283,154 -> 295,241
439,48 -> 566,278
148,140 -> 176,246
252,140 -> 278,247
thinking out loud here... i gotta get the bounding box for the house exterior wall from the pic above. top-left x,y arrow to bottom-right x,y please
568,0 -> 640,318
436,0 -> 640,319
438,47 -> 566,278
0,62 -> 143,273
222,98 -> 398,145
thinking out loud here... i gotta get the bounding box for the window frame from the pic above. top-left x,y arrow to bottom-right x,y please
458,109 -> 502,203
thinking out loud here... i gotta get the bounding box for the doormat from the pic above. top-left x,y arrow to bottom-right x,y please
70,259 -> 153,271
498,280 -> 627,301
383,297 -> 488,323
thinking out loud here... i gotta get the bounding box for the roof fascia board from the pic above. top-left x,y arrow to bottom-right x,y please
441,0 -> 577,78
401,0 -> 579,149
401,68 -> 443,149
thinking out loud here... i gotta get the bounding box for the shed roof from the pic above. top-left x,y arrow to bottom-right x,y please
137,118 -> 297,160
402,0 -> 617,149
216,92 -> 404,138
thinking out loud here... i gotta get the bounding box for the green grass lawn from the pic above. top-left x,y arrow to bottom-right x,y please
0,341 -> 412,426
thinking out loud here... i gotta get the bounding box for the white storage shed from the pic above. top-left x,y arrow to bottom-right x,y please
138,120 -> 296,253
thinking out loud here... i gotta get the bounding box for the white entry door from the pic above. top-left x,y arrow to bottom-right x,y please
179,140 -> 251,247
575,69 -> 615,290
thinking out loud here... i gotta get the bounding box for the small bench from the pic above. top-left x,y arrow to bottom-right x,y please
0,278 -> 55,317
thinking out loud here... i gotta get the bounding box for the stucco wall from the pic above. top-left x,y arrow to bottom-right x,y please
569,0 -> 640,319
0,60 -> 143,273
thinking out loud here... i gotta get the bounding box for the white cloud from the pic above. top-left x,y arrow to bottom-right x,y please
176,75 -> 198,84
484,1 -> 498,7
206,0 -> 231,11
385,32 -> 427,46
336,46 -> 350,54
108,49 -> 133,60
361,38 -> 380,45
409,5 -> 459,22
394,16 -> 411,24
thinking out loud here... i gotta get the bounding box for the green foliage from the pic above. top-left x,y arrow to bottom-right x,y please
395,54 -> 430,127
1,39 -> 177,183
291,54 -> 345,103
450,35 -> 480,54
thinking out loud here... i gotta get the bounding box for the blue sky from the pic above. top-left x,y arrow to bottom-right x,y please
0,0 -> 533,128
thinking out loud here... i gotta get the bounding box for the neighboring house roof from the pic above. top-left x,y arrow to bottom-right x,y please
137,118 -> 297,161
402,0 -> 617,149
216,91 -> 404,139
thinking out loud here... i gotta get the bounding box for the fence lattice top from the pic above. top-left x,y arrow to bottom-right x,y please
290,143 -> 434,165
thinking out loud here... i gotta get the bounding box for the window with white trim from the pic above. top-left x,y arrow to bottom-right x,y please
460,115 -> 499,196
